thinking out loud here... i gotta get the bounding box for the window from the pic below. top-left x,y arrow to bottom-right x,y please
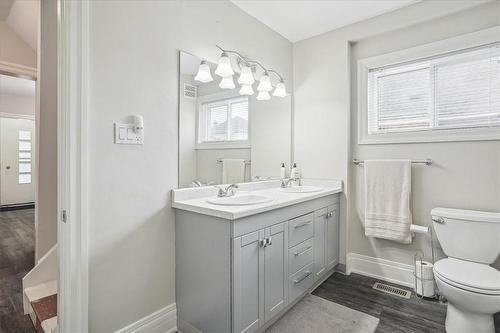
359,28 -> 500,144
18,130 -> 32,184
198,96 -> 249,148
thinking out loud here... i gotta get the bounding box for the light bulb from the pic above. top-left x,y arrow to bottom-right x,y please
219,76 -> 235,90
273,81 -> 287,97
194,60 -> 213,83
257,72 -> 272,92
256,91 -> 271,101
238,66 -> 255,85
239,84 -> 254,96
214,52 -> 234,77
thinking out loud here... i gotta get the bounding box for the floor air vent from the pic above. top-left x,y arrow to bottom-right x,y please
372,282 -> 411,299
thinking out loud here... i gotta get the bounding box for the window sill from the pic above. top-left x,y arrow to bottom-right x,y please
196,141 -> 251,150
359,127 -> 500,145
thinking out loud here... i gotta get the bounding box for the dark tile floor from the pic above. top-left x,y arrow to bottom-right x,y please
313,272 -> 500,333
0,208 -> 36,333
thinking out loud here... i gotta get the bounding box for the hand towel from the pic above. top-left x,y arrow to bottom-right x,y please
364,160 -> 412,244
222,159 -> 246,184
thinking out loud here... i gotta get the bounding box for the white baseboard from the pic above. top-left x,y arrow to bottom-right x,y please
116,303 -> 177,333
346,253 -> 414,288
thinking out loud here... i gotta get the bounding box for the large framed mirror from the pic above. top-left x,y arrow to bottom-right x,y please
178,51 -> 291,188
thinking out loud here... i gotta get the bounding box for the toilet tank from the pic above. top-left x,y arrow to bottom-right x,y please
431,208 -> 500,264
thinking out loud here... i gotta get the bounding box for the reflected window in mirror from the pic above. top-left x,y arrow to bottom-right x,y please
198,96 -> 249,148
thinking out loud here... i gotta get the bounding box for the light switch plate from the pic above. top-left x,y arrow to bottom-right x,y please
114,123 -> 143,145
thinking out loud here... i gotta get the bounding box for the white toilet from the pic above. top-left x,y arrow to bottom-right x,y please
431,207 -> 500,333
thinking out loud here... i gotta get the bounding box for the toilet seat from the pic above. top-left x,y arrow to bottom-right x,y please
434,258 -> 500,295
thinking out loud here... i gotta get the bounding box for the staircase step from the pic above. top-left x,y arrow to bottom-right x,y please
25,280 -> 58,303
31,294 -> 57,333
41,316 -> 57,333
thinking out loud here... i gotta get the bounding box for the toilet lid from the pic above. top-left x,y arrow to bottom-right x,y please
434,258 -> 500,294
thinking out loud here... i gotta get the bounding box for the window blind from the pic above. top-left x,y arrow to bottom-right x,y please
367,43 -> 500,135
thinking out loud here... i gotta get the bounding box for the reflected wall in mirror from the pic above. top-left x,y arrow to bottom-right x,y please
178,51 -> 291,188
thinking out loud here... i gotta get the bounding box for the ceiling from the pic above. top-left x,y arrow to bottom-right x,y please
230,0 -> 420,43
0,74 -> 35,97
5,0 -> 38,50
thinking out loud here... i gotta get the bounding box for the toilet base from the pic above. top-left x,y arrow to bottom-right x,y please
446,303 -> 495,333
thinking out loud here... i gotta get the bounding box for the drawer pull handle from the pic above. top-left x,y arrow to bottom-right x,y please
293,271 -> 311,284
294,221 -> 312,229
294,246 -> 312,256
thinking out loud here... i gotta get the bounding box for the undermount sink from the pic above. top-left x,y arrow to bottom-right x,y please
207,194 -> 273,206
279,186 -> 324,193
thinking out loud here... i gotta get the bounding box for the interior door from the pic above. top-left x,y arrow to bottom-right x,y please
264,222 -> 288,321
0,117 -> 35,205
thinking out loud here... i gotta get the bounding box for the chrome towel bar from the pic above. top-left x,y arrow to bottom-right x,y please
353,158 -> 433,166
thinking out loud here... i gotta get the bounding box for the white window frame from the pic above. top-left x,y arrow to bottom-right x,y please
196,91 -> 251,150
358,26 -> 500,145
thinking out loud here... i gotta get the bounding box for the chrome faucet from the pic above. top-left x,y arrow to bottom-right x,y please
217,184 -> 239,197
281,178 -> 298,188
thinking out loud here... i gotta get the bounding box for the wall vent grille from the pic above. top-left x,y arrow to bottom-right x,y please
184,83 -> 197,99
372,282 -> 411,299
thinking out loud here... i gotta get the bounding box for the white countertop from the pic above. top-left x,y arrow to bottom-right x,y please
172,179 -> 343,220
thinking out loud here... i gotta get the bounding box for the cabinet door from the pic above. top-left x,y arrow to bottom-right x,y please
326,205 -> 339,269
264,222 -> 288,321
233,230 -> 265,333
313,208 -> 327,280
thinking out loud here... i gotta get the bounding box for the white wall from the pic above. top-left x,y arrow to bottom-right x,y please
0,92 -> 35,116
350,2 -> 500,267
87,1 -> 292,331
35,0 -> 57,262
293,0 -> 495,267
0,21 -> 36,68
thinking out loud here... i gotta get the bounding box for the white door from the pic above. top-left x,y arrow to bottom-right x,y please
0,117 -> 35,205
264,222 -> 288,321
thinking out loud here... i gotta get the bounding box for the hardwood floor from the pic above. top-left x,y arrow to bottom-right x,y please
313,272 -> 500,333
0,209 -> 36,333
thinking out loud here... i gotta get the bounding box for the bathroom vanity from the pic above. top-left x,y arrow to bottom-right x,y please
172,180 -> 342,333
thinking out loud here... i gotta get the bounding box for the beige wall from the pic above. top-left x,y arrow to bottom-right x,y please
35,0 -> 57,261
0,92 -> 35,116
292,0 -> 496,266
0,21 -> 36,68
87,1 -> 292,331
349,2 -> 500,267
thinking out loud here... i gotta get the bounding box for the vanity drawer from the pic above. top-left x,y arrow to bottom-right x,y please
288,238 -> 314,275
288,262 -> 314,302
288,213 -> 314,248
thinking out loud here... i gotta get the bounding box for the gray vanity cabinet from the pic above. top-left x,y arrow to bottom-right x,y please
313,208 -> 328,279
232,222 -> 288,333
326,204 -> 340,269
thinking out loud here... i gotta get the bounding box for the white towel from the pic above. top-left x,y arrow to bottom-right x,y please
364,160 -> 412,244
222,159 -> 246,184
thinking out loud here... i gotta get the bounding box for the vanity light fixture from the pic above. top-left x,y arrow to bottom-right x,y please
257,72 -> 272,92
273,79 -> 287,97
239,84 -> 254,96
215,45 -> 287,100
219,76 -> 235,90
256,91 -> 271,101
214,52 -> 234,77
194,60 -> 213,83
238,65 -> 255,85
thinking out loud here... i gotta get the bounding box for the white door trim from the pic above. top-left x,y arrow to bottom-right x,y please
57,0 -> 89,331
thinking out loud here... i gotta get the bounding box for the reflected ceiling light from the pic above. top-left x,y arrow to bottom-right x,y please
194,60 -> 213,83
273,80 -> 287,97
257,72 -> 272,92
215,52 -> 234,77
219,76 -> 235,90
238,66 -> 255,85
239,84 -> 254,96
256,91 -> 271,101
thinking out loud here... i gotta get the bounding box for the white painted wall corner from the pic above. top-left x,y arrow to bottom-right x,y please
346,253 -> 414,288
115,303 -> 177,333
